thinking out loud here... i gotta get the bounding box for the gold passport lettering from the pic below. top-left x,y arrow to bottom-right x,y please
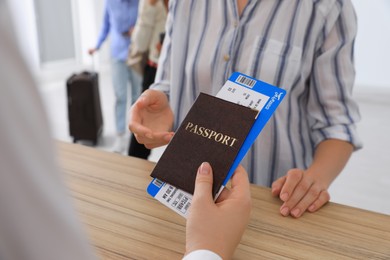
185,122 -> 238,147
150,93 -> 258,196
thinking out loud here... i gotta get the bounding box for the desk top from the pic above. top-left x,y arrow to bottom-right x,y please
58,142 -> 390,259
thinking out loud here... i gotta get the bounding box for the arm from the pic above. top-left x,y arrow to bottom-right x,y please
128,1 -> 176,147
272,139 -> 353,218
185,163 -> 252,259
95,1 -> 111,50
272,1 -> 361,218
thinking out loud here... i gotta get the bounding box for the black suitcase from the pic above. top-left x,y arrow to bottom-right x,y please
66,71 -> 103,145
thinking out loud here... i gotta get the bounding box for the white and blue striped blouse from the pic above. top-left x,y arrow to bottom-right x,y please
152,0 -> 362,186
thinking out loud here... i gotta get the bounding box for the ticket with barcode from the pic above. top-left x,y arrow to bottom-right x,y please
215,74 -> 270,111
147,72 -> 286,218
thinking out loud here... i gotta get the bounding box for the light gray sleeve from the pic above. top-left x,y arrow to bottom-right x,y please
308,0 -> 362,150
0,2 -> 96,260
182,250 -> 222,260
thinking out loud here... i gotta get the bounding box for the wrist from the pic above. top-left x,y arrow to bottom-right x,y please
304,166 -> 334,189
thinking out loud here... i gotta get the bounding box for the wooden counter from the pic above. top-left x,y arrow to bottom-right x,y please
58,141 -> 390,259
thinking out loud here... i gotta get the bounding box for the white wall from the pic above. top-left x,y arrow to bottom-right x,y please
8,0 -> 40,76
8,0 -> 108,84
75,0 -> 110,68
9,0 -> 390,90
352,0 -> 390,91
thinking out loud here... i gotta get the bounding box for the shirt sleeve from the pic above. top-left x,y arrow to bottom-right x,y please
307,0 -> 362,150
182,250 -> 222,260
150,0 -> 175,96
95,0 -> 110,49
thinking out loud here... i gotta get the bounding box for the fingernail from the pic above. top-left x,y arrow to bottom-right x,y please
308,204 -> 315,212
280,207 -> 289,216
291,208 -> 301,218
145,133 -> 153,139
199,162 -> 210,175
280,193 -> 289,201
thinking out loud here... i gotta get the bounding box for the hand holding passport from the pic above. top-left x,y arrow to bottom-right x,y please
151,93 -> 258,196
147,72 -> 286,217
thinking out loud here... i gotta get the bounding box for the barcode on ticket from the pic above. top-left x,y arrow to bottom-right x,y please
152,178 -> 164,188
155,183 -> 192,217
236,75 -> 256,88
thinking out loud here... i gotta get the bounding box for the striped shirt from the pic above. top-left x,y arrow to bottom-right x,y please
152,0 -> 362,186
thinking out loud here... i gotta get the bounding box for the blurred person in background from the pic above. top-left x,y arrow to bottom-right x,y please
89,0 -> 142,154
128,0 -> 169,159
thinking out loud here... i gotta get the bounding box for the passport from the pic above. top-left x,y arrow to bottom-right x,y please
150,93 -> 258,196
147,72 -> 286,218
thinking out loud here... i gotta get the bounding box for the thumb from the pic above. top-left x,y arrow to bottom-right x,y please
136,90 -> 157,111
193,162 -> 214,203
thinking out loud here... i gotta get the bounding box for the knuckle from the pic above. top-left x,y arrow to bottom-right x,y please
296,180 -> 311,193
287,169 -> 303,182
196,176 -> 213,185
308,186 -> 321,198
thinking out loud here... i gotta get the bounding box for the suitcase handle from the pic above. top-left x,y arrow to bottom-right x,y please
90,55 -> 97,72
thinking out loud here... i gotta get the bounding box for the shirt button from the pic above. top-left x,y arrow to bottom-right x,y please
233,21 -> 238,27
223,54 -> 230,61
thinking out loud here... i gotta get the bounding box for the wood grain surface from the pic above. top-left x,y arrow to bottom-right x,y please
58,141 -> 390,259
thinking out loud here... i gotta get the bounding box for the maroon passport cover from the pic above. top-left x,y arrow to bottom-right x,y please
150,93 -> 258,196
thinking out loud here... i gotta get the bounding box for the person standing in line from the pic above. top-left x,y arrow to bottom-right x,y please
127,0 -> 169,159
129,0 -> 363,218
89,0 -> 142,154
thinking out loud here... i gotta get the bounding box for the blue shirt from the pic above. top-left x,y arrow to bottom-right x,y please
96,0 -> 139,61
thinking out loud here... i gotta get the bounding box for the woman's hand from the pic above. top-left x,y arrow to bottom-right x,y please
128,89 -> 174,149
